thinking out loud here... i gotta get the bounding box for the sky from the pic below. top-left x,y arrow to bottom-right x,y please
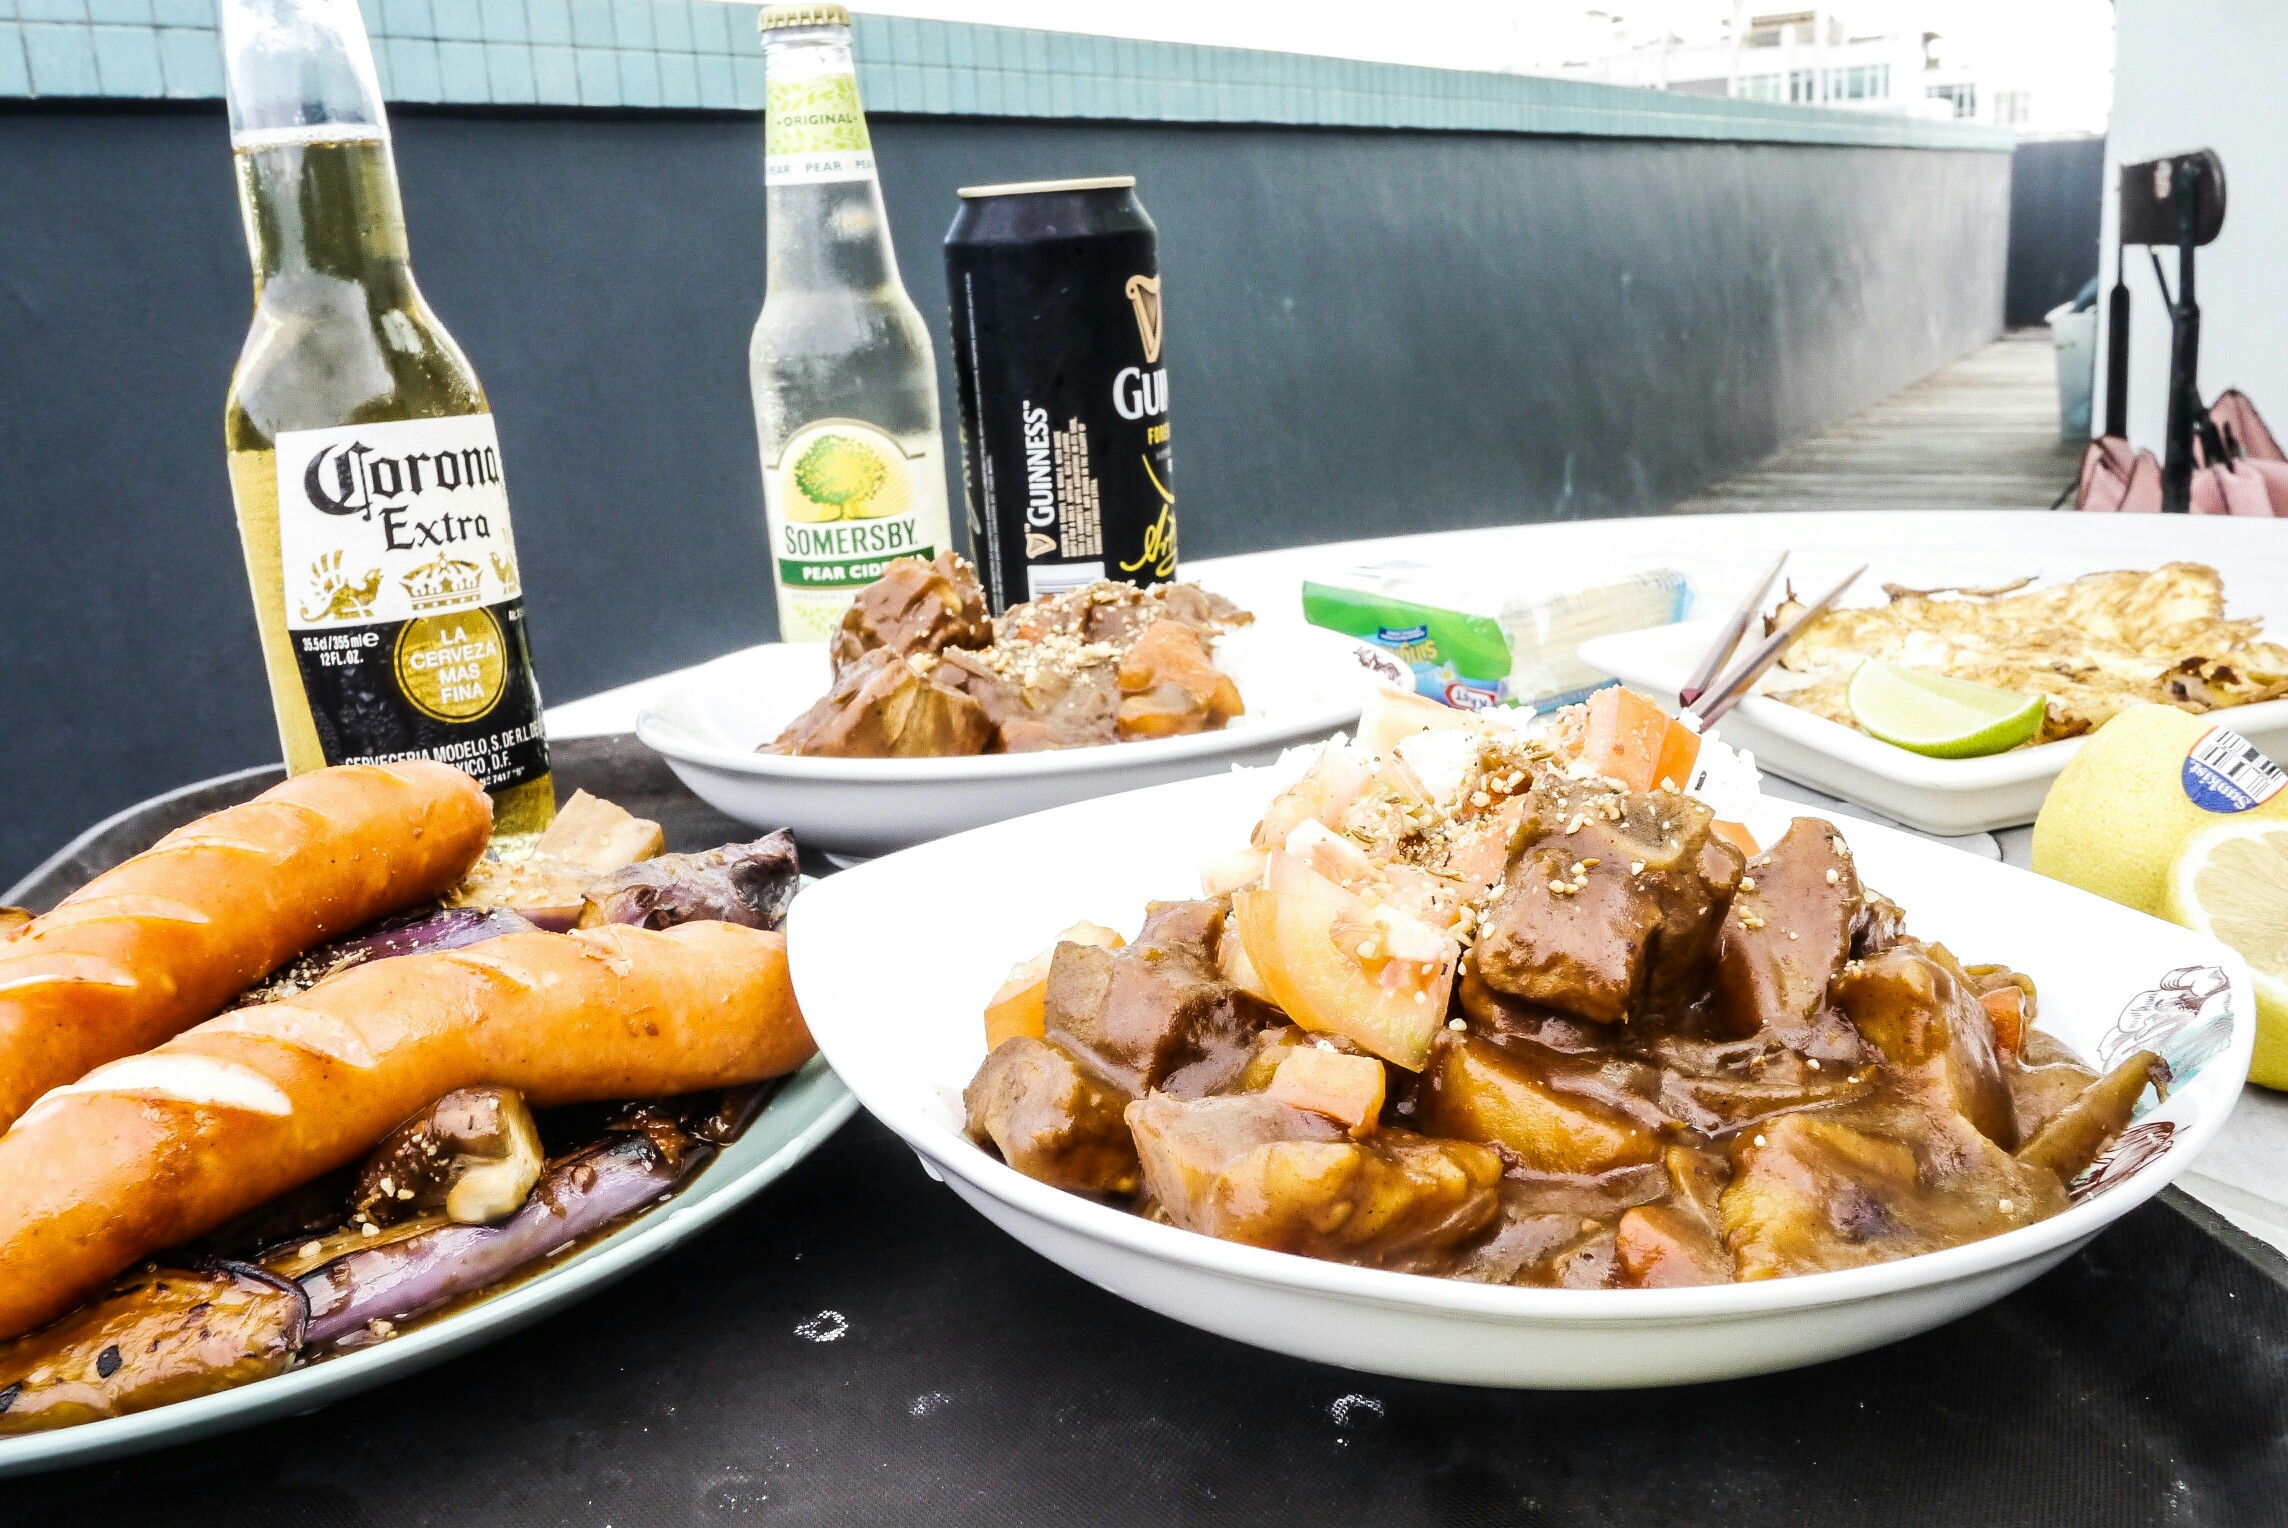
841,0 -> 2116,131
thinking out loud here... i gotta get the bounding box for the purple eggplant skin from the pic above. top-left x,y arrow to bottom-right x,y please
583,830 -> 799,932
0,1263 -> 307,1435
300,1132 -> 710,1349
247,906 -> 541,1003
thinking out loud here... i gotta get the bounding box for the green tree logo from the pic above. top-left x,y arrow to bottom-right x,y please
793,433 -> 890,519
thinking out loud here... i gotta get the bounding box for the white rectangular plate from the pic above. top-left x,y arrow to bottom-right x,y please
1579,617 -> 2288,835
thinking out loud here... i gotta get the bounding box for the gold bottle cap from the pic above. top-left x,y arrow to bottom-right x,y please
957,176 -> 1137,199
757,3 -> 850,31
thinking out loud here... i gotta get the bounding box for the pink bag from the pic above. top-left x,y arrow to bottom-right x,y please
2077,437 -> 2163,512
2195,390 -> 2288,514
2210,389 -> 2283,462
2191,460 -> 2277,515
2076,391 -> 2282,514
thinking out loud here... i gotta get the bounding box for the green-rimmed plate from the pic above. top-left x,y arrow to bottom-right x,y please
0,738 -> 853,1478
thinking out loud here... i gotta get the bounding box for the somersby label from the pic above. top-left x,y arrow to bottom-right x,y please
271,413 -> 547,789
768,418 -> 936,580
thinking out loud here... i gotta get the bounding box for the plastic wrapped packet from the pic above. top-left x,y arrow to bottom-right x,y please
1301,565 -> 1691,713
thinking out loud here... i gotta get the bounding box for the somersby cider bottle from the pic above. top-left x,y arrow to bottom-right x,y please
750,3 -> 952,641
220,0 -> 554,835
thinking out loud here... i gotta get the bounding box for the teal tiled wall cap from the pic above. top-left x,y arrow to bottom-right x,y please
0,1 -> 2013,152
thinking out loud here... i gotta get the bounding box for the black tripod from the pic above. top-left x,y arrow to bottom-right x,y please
2105,149 -> 2228,513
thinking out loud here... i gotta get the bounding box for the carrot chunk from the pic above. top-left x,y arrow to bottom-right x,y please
1653,720 -> 1703,793
1266,1046 -> 1390,1136
1582,687 -> 1672,792
1980,986 -> 2026,1059
983,954 -> 1051,1050
1711,821 -> 1759,857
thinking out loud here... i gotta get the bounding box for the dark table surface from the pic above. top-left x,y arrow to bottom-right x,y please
11,740 -> 2288,1526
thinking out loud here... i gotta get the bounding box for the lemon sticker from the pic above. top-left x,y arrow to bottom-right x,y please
2182,725 -> 2287,814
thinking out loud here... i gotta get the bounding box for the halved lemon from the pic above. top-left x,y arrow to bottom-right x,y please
1845,660 -> 2046,759
2164,818 -> 2288,1087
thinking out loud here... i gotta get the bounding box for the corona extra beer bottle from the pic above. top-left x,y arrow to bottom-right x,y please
221,0 -> 554,835
750,3 -> 951,641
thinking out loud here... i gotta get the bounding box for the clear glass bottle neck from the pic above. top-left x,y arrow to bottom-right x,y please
238,135 -> 413,294
761,25 -> 900,297
761,25 -> 854,81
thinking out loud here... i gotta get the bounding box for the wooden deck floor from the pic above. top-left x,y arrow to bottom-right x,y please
1668,329 -> 2082,515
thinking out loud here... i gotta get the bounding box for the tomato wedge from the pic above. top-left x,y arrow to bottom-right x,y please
1233,852 -> 1453,1071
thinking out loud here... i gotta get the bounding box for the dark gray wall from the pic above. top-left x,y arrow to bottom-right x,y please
0,102 -> 2006,884
2006,134 -> 2105,325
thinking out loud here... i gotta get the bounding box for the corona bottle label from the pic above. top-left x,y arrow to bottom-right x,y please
266,412 -> 547,790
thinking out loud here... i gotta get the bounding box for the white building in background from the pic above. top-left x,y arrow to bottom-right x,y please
840,2 -> 2110,134
1548,3 -> 2102,135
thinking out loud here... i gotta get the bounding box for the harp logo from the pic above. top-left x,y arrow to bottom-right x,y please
1124,274 -> 1162,364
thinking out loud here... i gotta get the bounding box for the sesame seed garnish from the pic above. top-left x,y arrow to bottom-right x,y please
1753,1134 -> 1767,1147
1825,868 -> 1841,885
1739,877 -> 1756,892
1998,1199 -> 2014,1213
299,1241 -> 322,1258
1806,1058 -> 1821,1070
1448,1018 -> 1467,1031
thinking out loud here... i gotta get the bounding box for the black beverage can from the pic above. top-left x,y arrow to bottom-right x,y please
944,176 -> 1173,613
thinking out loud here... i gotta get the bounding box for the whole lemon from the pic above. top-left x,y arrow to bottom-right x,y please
2031,703 -> 2288,915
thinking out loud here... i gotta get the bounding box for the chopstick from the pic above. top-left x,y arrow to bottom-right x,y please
1678,552 -> 1788,710
1690,563 -> 1866,726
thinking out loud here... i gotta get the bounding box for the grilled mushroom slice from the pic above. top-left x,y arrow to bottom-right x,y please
353,1086 -> 546,1229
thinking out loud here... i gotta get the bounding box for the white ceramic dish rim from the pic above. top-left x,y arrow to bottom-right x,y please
795,777 -> 2255,1333
635,628 -> 1371,785
1579,618 -> 2288,792
0,1056 -> 856,1478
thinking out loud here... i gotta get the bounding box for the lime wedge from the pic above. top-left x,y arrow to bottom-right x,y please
1845,661 -> 2045,758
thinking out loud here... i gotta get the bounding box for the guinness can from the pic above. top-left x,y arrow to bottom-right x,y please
944,176 -> 1174,612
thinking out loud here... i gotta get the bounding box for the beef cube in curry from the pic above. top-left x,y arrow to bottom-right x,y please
827,551 -> 991,678
1128,1093 -> 1504,1274
1043,900 -> 1265,1099
1471,778 -> 1744,1024
963,1036 -> 1141,1197
924,646 -> 1115,754
1712,818 -> 1870,1061
966,901 -> 1268,1195
1831,946 -> 2017,1149
767,648 -> 994,758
